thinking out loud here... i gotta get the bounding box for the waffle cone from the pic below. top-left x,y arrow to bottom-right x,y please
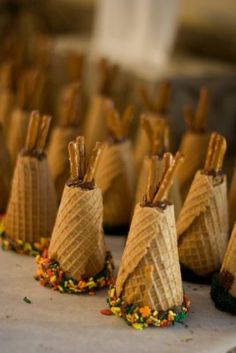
134,156 -> 181,218
0,126 -> 12,212
177,171 -> 229,276
47,126 -> 80,200
4,154 -> 57,243
7,108 -> 29,165
177,132 -> 209,200
95,140 -> 135,227
116,203 -> 183,311
48,184 -> 106,280
228,165 -> 236,229
0,90 -> 14,135
220,224 -> 236,297
84,95 -> 108,155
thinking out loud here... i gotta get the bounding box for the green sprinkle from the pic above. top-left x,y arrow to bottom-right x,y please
23,297 -> 32,304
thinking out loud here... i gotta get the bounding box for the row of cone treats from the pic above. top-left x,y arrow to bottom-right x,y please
1,110 -> 236,327
0,113 -> 190,329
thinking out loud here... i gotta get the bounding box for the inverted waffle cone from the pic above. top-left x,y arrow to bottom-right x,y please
220,224 -> 236,297
84,95 -> 108,155
135,156 -> 181,218
49,185 -> 106,280
7,109 -> 29,165
177,171 -> 229,276
0,127 -> 12,212
177,132 -> 209,200
0,90 -> 14,135
95,140 -> 135,227
4,154 -> 57,243
116,204 -> 183,311
228,165 -> 236,229
47,126 -> 80,200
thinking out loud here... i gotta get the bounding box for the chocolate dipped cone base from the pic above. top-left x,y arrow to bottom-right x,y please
211,274 -> 236,314
106,286 -> 190,330
35,249 -> 114,295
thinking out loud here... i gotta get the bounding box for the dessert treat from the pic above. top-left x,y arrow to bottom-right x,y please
177,87 -> 210,200
211,223 -> 236,314
135,115 -> 182,217
106,152 -> 190,329
1,112 -> 57,255
95,104 -> 135,234
134,81 -> 171,174
35,137 -> 114,294
7,68 -> 46,164
177,132 -> 229,283
228,164 -> 236,229
48,82 -> 81,200
0,123 -> 12,213
84,58 -> 119,154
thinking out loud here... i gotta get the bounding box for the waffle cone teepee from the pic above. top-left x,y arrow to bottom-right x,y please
177,87 -> 210,200
49,184 -> 106,279
0,125 -> 12,212
228,164 -> 236,229
95,103 -> 135,231
84,59 -> 118,154
116,203 -> 183,311
3,112 -> 57,252
134,114 -> 181,217
108,151 -> 190,329
47,82 -> 81,200
134,82 -> 171,174
35,137 -> 113,293
211,224 -> 236,314
177,132 -> 229,279
177,132 -> 209,199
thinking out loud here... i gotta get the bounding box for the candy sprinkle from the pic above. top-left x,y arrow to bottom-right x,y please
35,250 -> 114,295
0,223 -> 49,257
106,285 -> 190,330
23,297 -> 32,304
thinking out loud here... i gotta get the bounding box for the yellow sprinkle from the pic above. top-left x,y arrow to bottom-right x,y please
132,323 -> 144,330
111,307 -> 121,316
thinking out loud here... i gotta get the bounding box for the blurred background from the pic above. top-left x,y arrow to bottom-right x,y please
0,0 -> 236,150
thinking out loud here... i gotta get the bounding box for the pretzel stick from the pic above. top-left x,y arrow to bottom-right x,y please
141,115 -> 152,142
155,81 -> 171,114
25,111 -> 41,150
76,136 -> 86,180
122,105 -> 134,137
210,134 -> 222,171
106,109 -> 123,140
151,118 -> 166,155
161,152 -> 173,182
139,85 -> 153,111
212,136 -> 227,171
153,152 -> 184,203
67,82 -> 80,126
68,141 -> 78,180
146,156 -> 160,203
194,87 -> 208,132
183,105 -> 194,131
204,132 -> 218,171
163,123 -> 170,152
36,115 -> 51,151
83,142 -> 104,183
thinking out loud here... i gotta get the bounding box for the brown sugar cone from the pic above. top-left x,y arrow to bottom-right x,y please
95,140 -> 135,227
116,204 -> 183,311
0,125 -> 12,212
177,171 -> 229,276
48,185 -> 106,280
133,113 -> 156,173
4,155 -> 57,243
220,224 -> 236,297
84,95 -> 108,155
228,164 -> 236,229
177,132 -> 209,200
0,90 -> 14,135
7,108 -> 29,165
134,156 -> 181,218
47,126 -> 80,200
